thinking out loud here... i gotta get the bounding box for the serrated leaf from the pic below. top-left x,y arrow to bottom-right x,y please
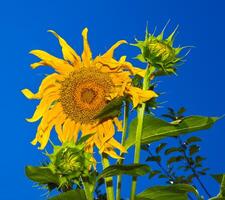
211,174 -> 224,184
135,184 -> 199,200
94,97 -> 124,121
146,156 -> 161,163
156,143 -> 167,153
159,174 -> 168,179
125,115 -> 219,149
141,144 -> 149,151
195,156 -> 205,163
198,171 -> 206,176
48,190 -> 86,200
186,136 -> 202,144
177,107 -> 186,116
187,174 -> 195,183
165,147 -> 182,155
210,174 -> 225,200
25,166 -> 59,185
97,164 -> 150,180
76,133 -> 94,145
149,170 -> 161,179
189,145 -> 200,156
167,156 -> 185,165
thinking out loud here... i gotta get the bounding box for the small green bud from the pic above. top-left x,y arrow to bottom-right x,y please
45,142 -> 93,189
134,23 -> 189,75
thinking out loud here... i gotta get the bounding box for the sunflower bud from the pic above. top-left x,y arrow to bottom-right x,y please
134,24 -> 188,75
46,142 -> 92,189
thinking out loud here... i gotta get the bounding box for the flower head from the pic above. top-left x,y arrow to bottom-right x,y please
22,28 -> 157,158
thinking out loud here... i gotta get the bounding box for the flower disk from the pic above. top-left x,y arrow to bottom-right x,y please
60,68 -> 113,123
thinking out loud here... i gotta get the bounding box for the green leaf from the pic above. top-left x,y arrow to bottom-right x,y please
189,145 -> 200,156
97,164 -> 150,180
186,136 -> 202,144
125,115 -> 219,149
25,166 -> 59,185
149,170 -> 161,179
146,156 -> 161,163
94,97 -> 124,121
167,156 -> 185,165
135,184 -> 199,200
165,147 -> 182,155
210,175 -> 225,200
76,134 -> 94,145
195,156 -> 205,163
48,190 -> 86,200
156,143 -> 167,153
177,107 -> 186,116
212,174 -> 224,184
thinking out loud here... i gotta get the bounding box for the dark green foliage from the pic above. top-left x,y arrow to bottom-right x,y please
98,164 -> 150,180
94,97 -> 124,121
125,114 -> 219,149
48,190 -> 86,200
135,184 -> 199,200
143,107 -> 212,199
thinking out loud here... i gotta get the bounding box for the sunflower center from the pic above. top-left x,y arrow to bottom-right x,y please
60,68 -> 113,123
80,88 -> 96,104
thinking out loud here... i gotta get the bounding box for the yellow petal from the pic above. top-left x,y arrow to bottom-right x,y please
22,74 -> 62,100
62,118 -> 72,142
21,89 -> 37,99
40,103 -> 62,131
26,94 -> 59,122
113,117 -> 123,132
102,119 -> 115,144
102,40 -> 127,58
48,30 -> 81,67
55,113 -> 67,142
72,122 -> 81,143
108,138 -> 127,153
31,121 -> 55,150
103,146 -> 122,159
30,50 -> 74,74
127,86 -> 158,108
81,28 -> 92,67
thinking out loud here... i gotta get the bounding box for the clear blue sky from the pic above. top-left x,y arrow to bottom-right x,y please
0,0 -> 225,199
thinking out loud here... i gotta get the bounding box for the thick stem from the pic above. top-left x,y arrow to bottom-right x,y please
220,175 -> 225,197
116,101 -> 129,200
82,180 -> 93,200
130,65 -> 150,200
102,153 -> 114,200
178,137 -> 211,198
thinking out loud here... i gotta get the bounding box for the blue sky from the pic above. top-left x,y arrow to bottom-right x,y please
0,0 -> 225,199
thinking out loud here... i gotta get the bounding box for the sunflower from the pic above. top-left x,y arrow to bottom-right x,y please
22,28 -> 158,158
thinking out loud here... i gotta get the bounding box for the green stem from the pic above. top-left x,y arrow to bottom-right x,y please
116,101 -> 129,200
82,180 -> 93,200
219,175 -> 225,197
130,64 -> 151,200
102,153 -> 114,200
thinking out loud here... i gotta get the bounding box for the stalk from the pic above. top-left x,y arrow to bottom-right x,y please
220,175 -> 225,197
130,64 -> 151,200
102,153 -> 115,200
116,101 -> 129,200
82,179 -> 93,200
